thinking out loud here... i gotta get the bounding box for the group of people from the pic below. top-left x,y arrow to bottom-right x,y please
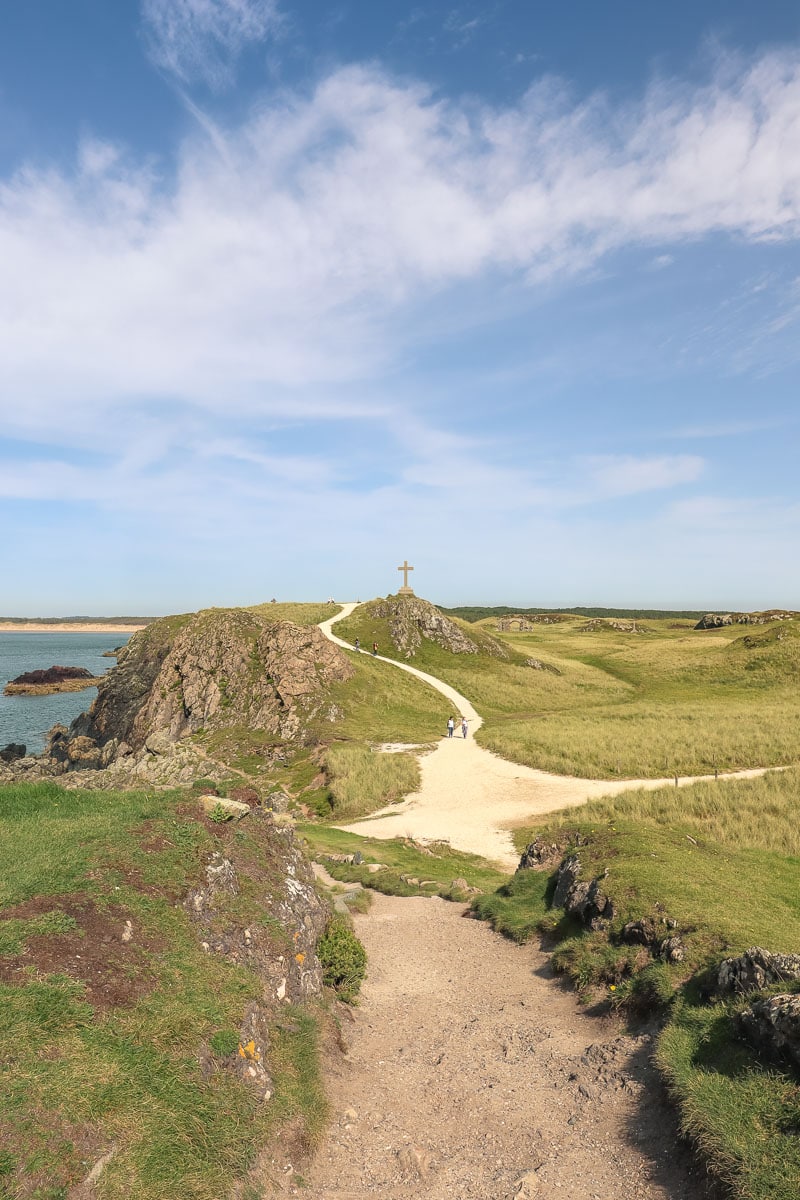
447,716 -> 468,739
353,638 -> 379,656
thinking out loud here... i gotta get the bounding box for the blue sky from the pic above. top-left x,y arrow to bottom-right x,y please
1,1 -> 799,613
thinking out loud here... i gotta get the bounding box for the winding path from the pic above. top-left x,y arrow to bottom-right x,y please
319,604 -> 776,869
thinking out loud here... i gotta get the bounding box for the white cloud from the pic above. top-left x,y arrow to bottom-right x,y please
1,48 -> 800,546
586,455 -> 706,497
142,0 -> 281,89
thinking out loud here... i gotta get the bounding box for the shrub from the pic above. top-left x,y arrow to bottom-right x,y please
317,916 -> 367,1003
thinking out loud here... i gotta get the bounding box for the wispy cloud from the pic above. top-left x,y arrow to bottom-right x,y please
142,0 -> 281,89
1,48 -> 800,565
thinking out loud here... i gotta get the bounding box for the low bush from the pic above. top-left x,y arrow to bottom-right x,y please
317,916 -> 367,1003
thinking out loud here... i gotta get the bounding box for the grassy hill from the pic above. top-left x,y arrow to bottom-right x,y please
474,613 -> 800,778
441,605 -> 708,622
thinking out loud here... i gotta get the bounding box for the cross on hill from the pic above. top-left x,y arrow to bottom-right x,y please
397,559 -> 415,595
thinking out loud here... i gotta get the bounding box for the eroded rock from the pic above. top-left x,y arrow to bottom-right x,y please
718,947 -> 800,994
736,993 -> 800,1068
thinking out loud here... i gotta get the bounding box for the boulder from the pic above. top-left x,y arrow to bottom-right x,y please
0,742 -> 26,763
736,993 -> 800,1068
552,855 -> 614,924
517,838 -> 563,871
717,947 -> 800,994
264,790 -> 291,813
199,796 -> 250,820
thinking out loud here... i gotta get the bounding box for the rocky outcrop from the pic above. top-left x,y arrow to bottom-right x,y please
495,614 -> 566,631
45,608 -> 353,776
717,947 -> 800,995
736,994 -> 800,1068
695,611 -> 795,630
367,595 -> 509,660
517,838 -> 563,870
0,743 -> 25,763
525,658 -> 562,674
552,855 -> 615,927
4,666 -> 101,696
578,619 -> 648,634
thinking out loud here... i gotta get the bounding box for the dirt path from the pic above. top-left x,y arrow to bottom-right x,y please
276,893 -> 712,1200
319,604 -> 776,869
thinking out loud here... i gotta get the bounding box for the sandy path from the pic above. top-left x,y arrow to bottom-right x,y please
274,893 -> 712,1200
319,605 -> 777,869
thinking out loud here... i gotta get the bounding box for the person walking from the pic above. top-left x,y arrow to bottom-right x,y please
372,641 -> 378,656
354,637 -> 361,651
447,716 -> 455,738
461,717 -> 468,738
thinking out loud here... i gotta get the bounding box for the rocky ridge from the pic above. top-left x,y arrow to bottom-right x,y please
368,595 -> 509,660
695,610 -> 796,630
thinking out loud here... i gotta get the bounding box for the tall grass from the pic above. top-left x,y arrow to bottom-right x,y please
325,743 -> 420,820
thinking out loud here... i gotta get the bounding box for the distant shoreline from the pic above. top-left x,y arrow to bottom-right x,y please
0,623 -> 147,633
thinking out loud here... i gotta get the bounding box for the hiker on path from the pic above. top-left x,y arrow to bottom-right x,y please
372,642 -> 378,656
461,717 -> 468,738
447,716 -> 455,738
354,637 -> 361,651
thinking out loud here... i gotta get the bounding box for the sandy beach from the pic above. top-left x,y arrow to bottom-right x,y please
0,623 -> 148,633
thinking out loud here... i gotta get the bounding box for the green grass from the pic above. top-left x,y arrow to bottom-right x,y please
247,601 -> 338,626
298,823 -> 508,899
0,781 -> 327,1199
324,743 -> 421,820
470,766 -> 800,1200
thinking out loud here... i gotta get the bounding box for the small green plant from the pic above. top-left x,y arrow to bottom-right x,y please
209,802 -> 233,824
317,916 -> 367,1003
209,1028 -> 240,1057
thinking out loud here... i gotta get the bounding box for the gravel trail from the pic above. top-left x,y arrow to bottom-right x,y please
279,894 -> 713,1200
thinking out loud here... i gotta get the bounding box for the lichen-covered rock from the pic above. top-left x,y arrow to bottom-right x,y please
658,935 -> 686,964
621,919 -> 658,946
366,595 -> 508,660
552,855 -> 614,924
517,837 -> 563,871
736,993 -> 800,1068
718,947 -> 800,994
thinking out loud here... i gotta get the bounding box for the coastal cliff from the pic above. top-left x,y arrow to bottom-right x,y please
1,608 -> 354,786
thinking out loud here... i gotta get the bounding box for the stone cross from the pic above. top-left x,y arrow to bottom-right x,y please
397,559 -> 415,595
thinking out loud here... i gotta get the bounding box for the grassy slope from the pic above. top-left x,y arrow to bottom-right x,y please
335,604 -> 800,778
0,782 -> 326,1200
482,615 -> 800,778
474,768 -> 800,1200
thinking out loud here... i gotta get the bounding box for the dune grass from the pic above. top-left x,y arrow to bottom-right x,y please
0,781 -> 326,1199
324,742 -> 421,820
338,604 -> 800,778
247,601 -> 339,626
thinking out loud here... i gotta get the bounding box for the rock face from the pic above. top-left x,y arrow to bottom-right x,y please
717,947 -> 800,994
736,994 -> 800,1068
46,608 -> 353,775
695,610 -> 795,630
367,595 -> 508,660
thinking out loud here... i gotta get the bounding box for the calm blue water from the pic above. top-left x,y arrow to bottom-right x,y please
0,632 -> 130,755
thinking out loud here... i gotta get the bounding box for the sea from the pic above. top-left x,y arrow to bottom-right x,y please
0,632 -> 131,756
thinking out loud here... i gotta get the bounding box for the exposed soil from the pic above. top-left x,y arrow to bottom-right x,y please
271,894 -> 715,1200
0,893 -> 162,1009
